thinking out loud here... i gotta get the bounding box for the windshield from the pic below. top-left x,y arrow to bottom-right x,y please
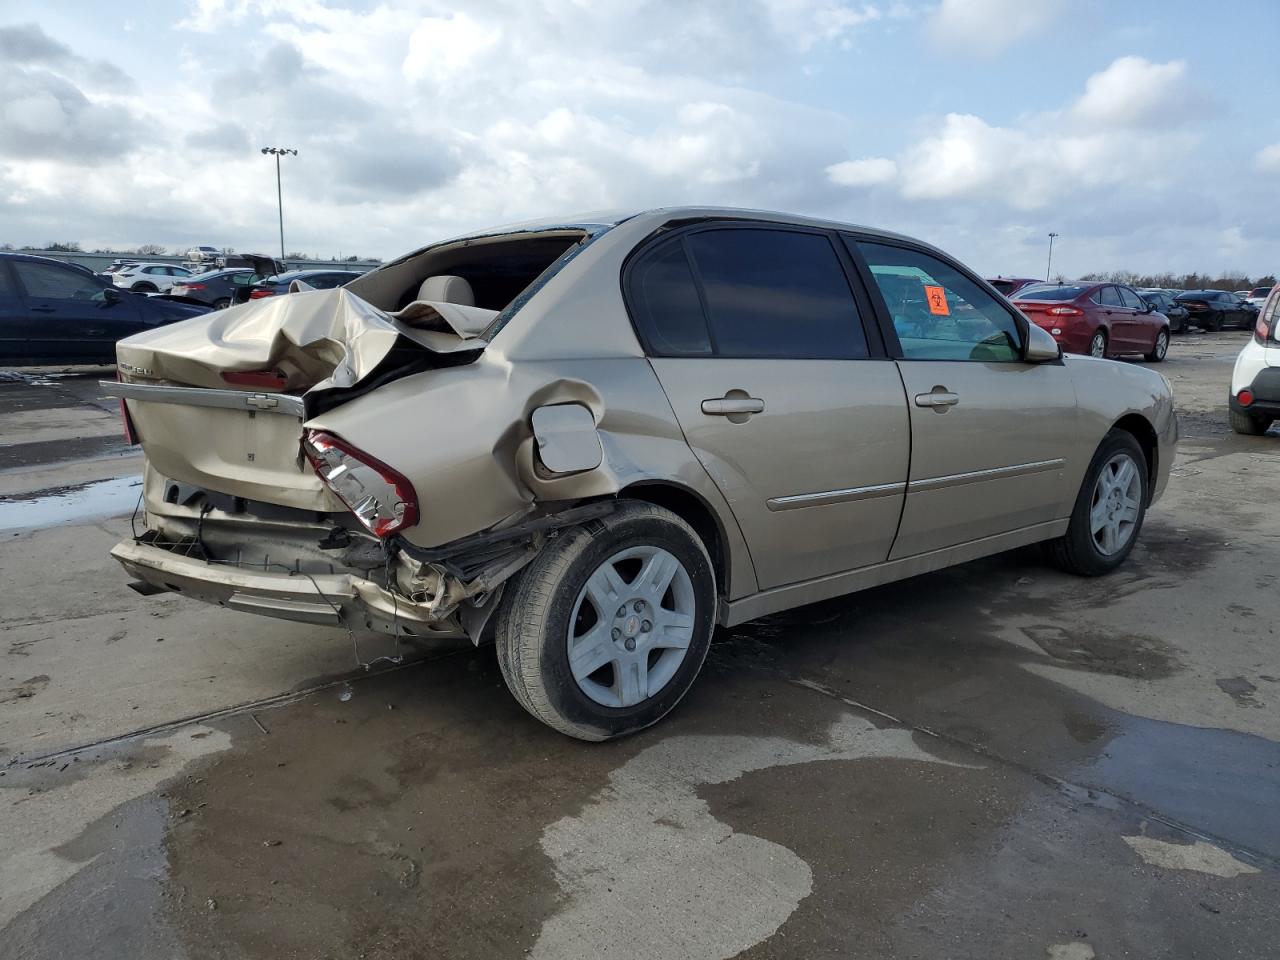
1015,284 -> 1090,301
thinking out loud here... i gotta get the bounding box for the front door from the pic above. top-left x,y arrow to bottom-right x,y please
10,259 -> 144,363
627,225 -> 910,589
849,238 -> 1077,558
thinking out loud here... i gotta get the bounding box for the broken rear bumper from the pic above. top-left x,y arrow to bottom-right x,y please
111,539 -> 466,641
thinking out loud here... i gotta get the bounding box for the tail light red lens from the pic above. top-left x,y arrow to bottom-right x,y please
303,430 -> 418,537
1047,306 -> 1084,316
182,283 -> 206,292
1238,389 -> 1255,407
1256,315 -> 1271,342
249,289 -> 274,299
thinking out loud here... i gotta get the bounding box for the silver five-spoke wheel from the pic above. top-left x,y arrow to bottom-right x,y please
1090,452 -> 1142,556
568,545 -> 696,708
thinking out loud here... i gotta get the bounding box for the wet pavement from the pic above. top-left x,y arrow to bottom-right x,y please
2,335 -> 1278,960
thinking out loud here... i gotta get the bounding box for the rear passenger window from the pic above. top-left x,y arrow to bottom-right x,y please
627,240 -> 713,355
1099,286 -> 1122,307
685,229 -> 868,359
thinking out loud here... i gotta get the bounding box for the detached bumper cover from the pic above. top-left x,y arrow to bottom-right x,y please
111,539 -> 464,639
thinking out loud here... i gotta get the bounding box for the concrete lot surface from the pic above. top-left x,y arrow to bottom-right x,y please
1,332 -> 1277,960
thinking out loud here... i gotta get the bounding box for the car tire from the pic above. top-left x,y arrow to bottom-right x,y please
132,282 -> 157,293
1088,329 -> 1107,358
1043,429 -> 1148,577
1210,311 -> 1224,331
213,298 -> 231,310
1230,408 -> 1273,436
1144,328 -> 1169,362
494,501 -> 716,741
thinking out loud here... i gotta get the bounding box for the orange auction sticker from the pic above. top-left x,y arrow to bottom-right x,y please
924,285 -> 950,316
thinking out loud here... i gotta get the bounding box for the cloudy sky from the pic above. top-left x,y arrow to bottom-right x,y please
1,0 -> 1277,276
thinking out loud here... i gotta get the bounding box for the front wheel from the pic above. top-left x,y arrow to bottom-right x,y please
494,501 -> 716,741
1088,329 -> 1107,358
1044,430 -> 1148,576
1144,328 -> 1169,362
1210,311 -> 1224,331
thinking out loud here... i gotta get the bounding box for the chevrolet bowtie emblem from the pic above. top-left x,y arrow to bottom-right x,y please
246,394 -> 279,410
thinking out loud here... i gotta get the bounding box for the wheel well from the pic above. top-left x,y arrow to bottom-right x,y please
1111,413 -> 1157,501
620,483 -> 728,596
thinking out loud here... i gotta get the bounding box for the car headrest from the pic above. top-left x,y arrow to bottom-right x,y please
417,274 -> 475,306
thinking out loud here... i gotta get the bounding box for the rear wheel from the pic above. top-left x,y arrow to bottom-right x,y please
1210,311 -> 1224,331
1144,328 -> 1169,362
1230,408 -> 1273,436
212,298 -> 231,310
1088,329 -> 1107,358
494,501 -> 716,741
1044,430 -> 1148,576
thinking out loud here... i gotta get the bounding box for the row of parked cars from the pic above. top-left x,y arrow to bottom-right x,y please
0,252 -> 365,365
986,277 -> 1262,361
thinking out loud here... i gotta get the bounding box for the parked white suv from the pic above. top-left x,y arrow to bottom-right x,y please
1230,283 -> 1279,435
111,263 -> 193,293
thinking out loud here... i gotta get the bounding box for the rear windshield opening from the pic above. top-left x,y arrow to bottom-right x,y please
348,232 -> 588,314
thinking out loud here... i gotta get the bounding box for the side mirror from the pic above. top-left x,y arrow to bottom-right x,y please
1024,322 -> 1061,362
103,286 -> 122,305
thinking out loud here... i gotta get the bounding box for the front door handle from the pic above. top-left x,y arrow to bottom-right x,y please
702,394 -> 765,419
30,306 -> 55,313
914,388 -> 960,410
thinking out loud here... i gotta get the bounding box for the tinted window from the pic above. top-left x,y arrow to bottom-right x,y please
1098,286 -> 1122,307
854,240 -> 1021,361
1015,284 -> 1091,301
13,261 -> 102,300
1118,287 -> 1144,309
685,228 -> 867,359
627,240 -> 712,355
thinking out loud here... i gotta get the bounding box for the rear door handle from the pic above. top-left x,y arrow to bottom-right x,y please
914,389 -> 960,409
701,396 -> 765,416
30,306 -> 55,313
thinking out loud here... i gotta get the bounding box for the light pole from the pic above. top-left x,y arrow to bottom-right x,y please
261,147 -> 297,263
1046,232 -> 1059,281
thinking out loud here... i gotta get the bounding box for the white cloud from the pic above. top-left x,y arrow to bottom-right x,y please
1070,56 -> 1190,127
1256,142 -> 1280,172
829,57 -> 1193,210
826,156 -> 897,186
927,0 -> 1065,56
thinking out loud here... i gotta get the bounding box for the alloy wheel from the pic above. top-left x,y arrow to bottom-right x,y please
1089,332 -> 1106,358
567,545 -> 696,708
1154,330 -> 1168,359
1090,453 -> 1142,556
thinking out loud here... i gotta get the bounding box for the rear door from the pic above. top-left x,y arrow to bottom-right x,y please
848,238 -> 1077,558
0,261 -> 31,362
10,259 -> 143,363
630,224 -> 910,590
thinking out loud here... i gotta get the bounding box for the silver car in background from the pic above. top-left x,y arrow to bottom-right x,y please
104,207 -> 1177,740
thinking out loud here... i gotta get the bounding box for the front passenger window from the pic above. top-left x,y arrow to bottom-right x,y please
1119,288 -> 1144,310
852,240 -> 1022,361
12,262 -> 102,301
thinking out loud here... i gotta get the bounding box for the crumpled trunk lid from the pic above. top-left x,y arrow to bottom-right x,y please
109,288 -> 494,510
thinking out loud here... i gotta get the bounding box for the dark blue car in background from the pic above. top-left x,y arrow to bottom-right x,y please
0,253 -> 210,366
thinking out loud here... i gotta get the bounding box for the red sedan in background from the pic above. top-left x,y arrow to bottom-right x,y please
1012,281 -> 1170,362
986,276 -> 1040,298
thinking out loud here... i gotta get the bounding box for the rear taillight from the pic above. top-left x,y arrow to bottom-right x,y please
249,289 -> 274,299
181,283 -> 206,292
1238,389 -> 1255,407
1047,306 -> 1084,316
303,430 -> 418,537
1256,315 -> 1271,343
119,398 -> 140,444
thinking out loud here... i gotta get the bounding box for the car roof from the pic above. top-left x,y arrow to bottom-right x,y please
0,252 -> 97,273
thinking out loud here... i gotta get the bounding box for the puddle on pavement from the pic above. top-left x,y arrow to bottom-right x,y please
1079,711 -> 1280,862
0,474 -> 142,532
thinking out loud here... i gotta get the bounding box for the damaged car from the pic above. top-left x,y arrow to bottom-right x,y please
103,208 -> 1177,740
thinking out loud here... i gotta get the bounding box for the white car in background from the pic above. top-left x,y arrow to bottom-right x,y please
1245,285 -> 1274,308
111,262 -> 193,293
1230,284 -> 1279,435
